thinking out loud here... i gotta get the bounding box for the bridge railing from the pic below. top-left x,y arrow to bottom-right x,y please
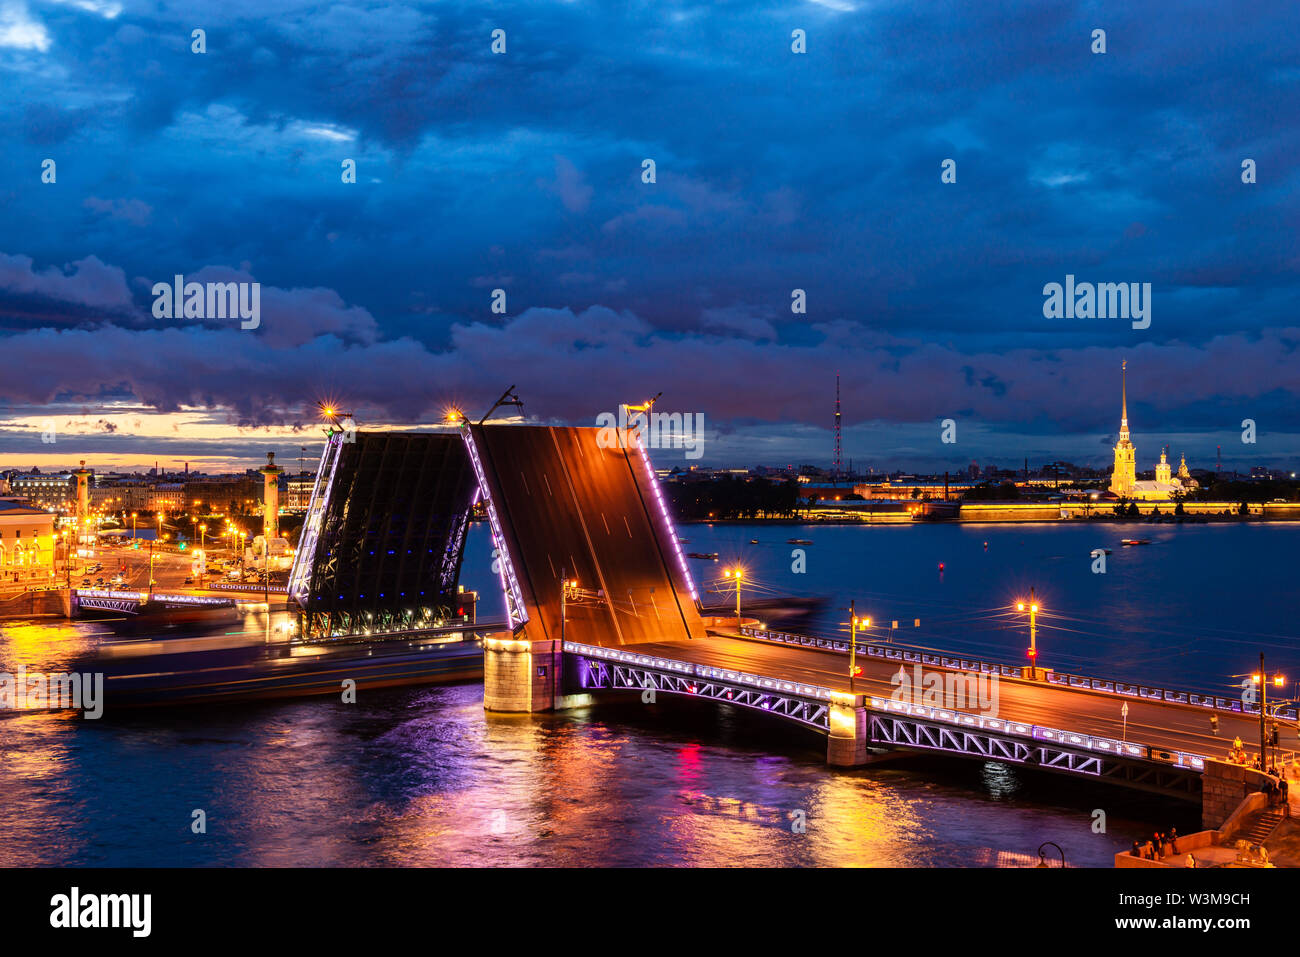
207,582 -> 289,595
562,641 -> 841,703
738,627 -> 1298,722
560,640 -> 1210,770
74,588 -> 237,606
868,695 -> 1207,772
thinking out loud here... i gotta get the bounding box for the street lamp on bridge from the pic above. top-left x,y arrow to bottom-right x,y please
1252,654 -> 1286,772
559,570 -> 579,644
722,567 -> 744,627
319,403 -> 355,437
849,601 -> 870,693
1015,589 -> 1040,679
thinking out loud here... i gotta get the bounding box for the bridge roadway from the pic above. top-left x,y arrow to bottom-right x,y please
472,423 -> 704,646
618,632 -> 1282,765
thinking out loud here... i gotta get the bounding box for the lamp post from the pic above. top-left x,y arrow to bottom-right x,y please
1253,654 -> 1287,772
560,568 -> 578,645
199,523 -> 207,589
723,568 -> 743,627
1016,589 -> 1040,678
1036,842 -> 1066,868
850,603 -> 871,694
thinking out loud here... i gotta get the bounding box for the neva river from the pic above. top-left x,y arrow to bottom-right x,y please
2,521 -> 1295,868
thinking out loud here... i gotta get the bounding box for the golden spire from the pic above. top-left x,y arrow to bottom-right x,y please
1121,359 -> 1127,428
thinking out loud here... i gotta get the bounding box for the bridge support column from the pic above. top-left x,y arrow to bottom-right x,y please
483,636 -> 550,712
827,696 -> 869,767
482,636 -> 593,713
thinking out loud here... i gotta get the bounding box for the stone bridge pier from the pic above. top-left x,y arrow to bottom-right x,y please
482,636 -> 592,714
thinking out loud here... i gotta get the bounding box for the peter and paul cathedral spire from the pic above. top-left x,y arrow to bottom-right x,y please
1110,359 -> 1137,497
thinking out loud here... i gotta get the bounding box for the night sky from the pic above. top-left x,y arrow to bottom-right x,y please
1,0 -> 1297,472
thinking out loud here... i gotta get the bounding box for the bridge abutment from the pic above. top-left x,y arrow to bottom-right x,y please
827,698 -> 869,767
483,636 -> 592,713
1201,759 -> 1275,830
483,636 -> 551,712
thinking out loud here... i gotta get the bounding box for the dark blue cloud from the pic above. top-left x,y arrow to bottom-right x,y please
0,0 -> 1298,468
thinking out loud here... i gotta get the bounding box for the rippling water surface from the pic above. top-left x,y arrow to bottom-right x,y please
4,519 -> 1290,867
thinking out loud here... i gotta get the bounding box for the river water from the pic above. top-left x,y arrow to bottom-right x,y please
3,519 -> 1294,867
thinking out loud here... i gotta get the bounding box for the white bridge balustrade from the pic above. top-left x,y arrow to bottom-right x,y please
73,588 -> 237,615
559,640 -> 1209,800
738,625 -> 1298,722
565,640 -> 836,730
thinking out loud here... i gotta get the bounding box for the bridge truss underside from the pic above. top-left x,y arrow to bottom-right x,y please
562,642 -> 1202,801
565,642 -> 833,730
868,714 -> 1202,801
295,432 -> 478,639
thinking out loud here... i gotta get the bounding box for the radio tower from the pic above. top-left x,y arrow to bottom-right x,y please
833,372 -> 843,482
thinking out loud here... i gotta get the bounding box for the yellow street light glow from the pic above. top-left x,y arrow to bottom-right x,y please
1253,674 -> 1262,684
1276,675 -> 1286,686
1016,602 -> 1025,612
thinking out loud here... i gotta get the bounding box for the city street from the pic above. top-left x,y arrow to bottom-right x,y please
74,540 -> 285,596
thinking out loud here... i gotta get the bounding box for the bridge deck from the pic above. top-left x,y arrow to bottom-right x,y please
475,424 -> 703,646
625,634 -> 1271,762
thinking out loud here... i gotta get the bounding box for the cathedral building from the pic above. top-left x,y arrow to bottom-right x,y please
1108,361 -> 1199,501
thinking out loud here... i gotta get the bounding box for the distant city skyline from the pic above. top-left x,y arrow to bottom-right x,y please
0,400 -> 1289,476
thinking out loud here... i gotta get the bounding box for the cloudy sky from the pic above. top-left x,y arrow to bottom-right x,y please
0,0 -> 1297,472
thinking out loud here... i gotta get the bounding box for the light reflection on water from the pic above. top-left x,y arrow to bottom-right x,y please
0,682 -> 1190,867
2,519 -> 1269,867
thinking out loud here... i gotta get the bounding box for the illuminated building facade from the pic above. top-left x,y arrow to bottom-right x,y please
1109,361 -> 1198,501
0,500 -> 57,584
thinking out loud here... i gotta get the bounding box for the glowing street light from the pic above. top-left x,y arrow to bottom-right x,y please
559,569 -> 579,644
1015,588 -> 1041,678
848,600 -> 870,693
723,567 -> 744,627
1252,654 -> 1287,772
198,523 -> 208,589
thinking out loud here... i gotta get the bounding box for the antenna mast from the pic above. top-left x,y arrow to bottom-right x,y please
833,373 -> 843,482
